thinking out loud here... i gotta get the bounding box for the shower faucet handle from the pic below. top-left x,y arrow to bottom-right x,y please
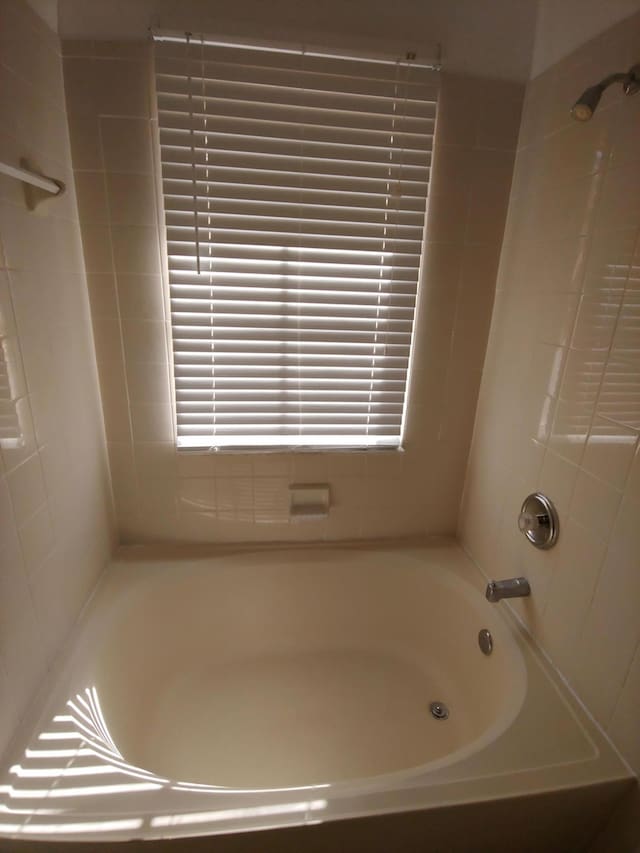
518,493 -> 559,549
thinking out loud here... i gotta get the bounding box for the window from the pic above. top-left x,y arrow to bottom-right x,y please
153,33 -> 438,449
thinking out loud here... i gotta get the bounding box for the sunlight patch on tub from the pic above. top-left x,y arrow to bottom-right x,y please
0,805 -> 64,815
151,798 -> 328,828
38,731 -> 85,741
0,818 -> 144,835
0,781 -> 163,798
9,764 -> 123,778
25,748 -> 95,759
0,684 -> 332,840
172,780 -> 331,794
73,687 -> 121,755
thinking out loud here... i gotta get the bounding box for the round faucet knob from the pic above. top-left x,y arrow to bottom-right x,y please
518,511 -> 533,532
518,493 -> 559,549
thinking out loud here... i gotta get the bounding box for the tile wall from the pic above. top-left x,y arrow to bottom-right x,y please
62,39 -> 523,543
0,1 -> 114,758
460,12 -> 640,773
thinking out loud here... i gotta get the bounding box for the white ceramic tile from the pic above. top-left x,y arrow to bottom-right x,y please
537,293 -> 580,347
86,272 -> 119,319
253,477 -> 289,523
547,398 -> 589,466
210,455 -> 252,478
292,453 -> 330,482
572,546 -> 640,726
138,479 -> 178,520
608,639 -> 640,774
38,434 -> 72,500
581,417 -> 638,490
539,518 -> 607,678
121,319 -> 168,365
6,453 -> 47,525
134,441 -> 176,482
67,113 -> 103,170
0,657 -> 19,759
627,442 -> 640,503
216,477 -> 254,517
536,448 -> 578,520
176,451 -> 216,478
0,476 -> 17,551
105,172 -> 157,227
177,477 -> 215,513
252,454 -> 293,478
569,469 -> 622,543
116,274 -> 165,320
130,401 -> 173,443
1,394 -> 38,473
609,492 -> 640,570
111,225 -> 161,276
125,360 -> 172,405
101,117 -> 153,174
18,503 -> 55,576
595,160 -> 640,234
74,171 -> 109,225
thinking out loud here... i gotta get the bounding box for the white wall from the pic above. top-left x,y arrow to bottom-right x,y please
25,0 -> 57,32
63,37 -> 524,544
57,0 -> 537,81
0,0 -> 114,759
532,0 -> 640,77
460,8 -> 640,774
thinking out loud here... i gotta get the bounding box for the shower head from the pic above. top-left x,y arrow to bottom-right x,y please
571,83 -> 605,121
571,64 -> 640,121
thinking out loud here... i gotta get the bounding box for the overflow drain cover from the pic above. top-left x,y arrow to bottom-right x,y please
478,628 -> 493,655
429,701 -> 449,720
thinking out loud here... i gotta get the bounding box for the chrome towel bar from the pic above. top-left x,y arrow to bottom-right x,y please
0,160 -> 62,195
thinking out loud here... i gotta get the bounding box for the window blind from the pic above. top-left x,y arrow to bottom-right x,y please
153,34 -> 438,449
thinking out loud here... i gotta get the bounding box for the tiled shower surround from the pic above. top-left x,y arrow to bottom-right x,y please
2,0 -> 639,825
0,1 -> 113,757
460,12 -> 640,774
62,39 -> 523,544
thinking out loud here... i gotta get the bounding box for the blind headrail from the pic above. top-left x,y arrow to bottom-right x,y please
150,28 -> 443,71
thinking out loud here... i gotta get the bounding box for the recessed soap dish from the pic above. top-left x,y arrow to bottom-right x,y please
289,483 -> 330,520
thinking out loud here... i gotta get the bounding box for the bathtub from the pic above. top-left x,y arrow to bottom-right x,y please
0,540 -> 632,851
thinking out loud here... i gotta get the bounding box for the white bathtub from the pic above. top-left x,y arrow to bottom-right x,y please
0,541 -> 632,850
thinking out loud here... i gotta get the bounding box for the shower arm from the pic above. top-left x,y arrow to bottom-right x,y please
623,64 -> 640,94
600,68 -> 640,94
571,64 -> 640,121
599,72 -> 628,88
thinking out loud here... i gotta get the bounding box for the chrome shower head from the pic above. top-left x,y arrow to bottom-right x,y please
571,64 -> 640,121
571,83 -> 605,121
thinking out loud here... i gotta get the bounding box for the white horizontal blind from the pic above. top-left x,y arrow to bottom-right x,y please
154,35 -> 438,448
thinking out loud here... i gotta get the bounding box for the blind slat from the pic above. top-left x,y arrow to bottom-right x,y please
159,126 -> 430,166
159,138 -> 431,179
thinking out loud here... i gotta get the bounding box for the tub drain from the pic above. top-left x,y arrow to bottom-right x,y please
429,701 -> 449,720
